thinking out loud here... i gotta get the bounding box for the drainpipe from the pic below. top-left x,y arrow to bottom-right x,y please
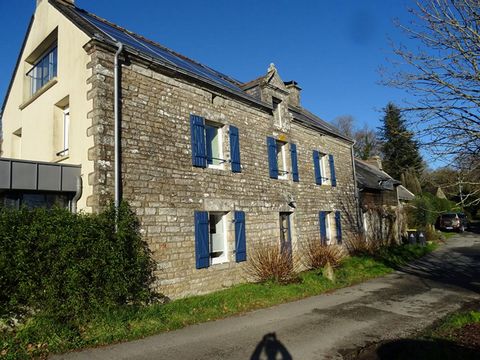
350,143 -> 362,232
71,175 -> 83,213
114,42 -> 123,213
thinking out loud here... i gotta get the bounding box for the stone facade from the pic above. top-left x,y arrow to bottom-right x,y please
84,42 -> 358,298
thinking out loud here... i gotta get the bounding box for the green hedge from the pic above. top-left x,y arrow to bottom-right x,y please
0,202 -> 155,322
407,193 -> 460,229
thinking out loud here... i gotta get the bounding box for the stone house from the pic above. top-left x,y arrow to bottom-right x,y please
1,0 -> 359,298
355,157 -> 414,245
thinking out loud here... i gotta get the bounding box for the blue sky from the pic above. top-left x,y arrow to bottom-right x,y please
0,0 -> 416,131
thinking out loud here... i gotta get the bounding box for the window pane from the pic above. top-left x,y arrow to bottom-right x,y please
28,46 -> 57,95
205,124 -> 221,166
209,213 -> 224,254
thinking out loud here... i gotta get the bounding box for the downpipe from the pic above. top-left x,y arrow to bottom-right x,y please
114,42 -> 123,213
114,42 -> 123,231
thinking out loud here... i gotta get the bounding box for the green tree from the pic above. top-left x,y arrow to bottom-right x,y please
379,102 -> 423,182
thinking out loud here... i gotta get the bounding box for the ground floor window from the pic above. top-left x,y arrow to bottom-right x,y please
279,212 -> 293,254
209,212 -> 228,264
319,211 -> 342,245
0,191 -> 73,210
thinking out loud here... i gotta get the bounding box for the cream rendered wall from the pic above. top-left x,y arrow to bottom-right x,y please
2,0 -> 94,211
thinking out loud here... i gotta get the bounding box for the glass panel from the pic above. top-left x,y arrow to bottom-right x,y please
209,213 -> 224,254
28,47 -> 57,95
205,124 -> 221,166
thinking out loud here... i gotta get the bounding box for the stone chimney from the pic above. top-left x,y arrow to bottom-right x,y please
284,81 -> 301,108
365,156 -> 383,170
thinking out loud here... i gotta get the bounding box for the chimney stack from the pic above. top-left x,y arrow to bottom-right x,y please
284,81 -> 301,108
365,156 -> 383,171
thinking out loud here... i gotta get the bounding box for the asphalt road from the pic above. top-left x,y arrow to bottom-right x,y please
56,232 -> 480,360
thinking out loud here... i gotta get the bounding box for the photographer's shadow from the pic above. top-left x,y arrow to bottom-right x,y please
251,332 -> 292,360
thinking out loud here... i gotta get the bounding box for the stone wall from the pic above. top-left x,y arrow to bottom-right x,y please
86,44 -> 359,298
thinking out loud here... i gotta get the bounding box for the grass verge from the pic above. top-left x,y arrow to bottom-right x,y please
0,243 -> 436,359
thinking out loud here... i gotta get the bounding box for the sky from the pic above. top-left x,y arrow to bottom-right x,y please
0,0 -> 418,132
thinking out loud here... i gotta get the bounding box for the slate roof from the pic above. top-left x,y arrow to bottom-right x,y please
355,159 -> 401,191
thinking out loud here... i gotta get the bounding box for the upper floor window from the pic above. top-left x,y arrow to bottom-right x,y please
190,114 -> 241,172
267,137 -> 299,182
27,46 -> 57,96
205,121 -> 223,168
313,151 -> 337,187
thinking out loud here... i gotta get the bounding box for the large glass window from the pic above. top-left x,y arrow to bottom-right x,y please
27,46 -> 57,96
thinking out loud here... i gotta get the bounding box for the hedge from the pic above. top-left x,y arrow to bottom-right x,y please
0,202 -> 155,322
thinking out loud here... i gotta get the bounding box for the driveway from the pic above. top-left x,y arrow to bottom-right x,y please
56,232 -> 480,360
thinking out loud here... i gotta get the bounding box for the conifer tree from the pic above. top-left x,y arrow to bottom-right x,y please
379,103 -> 423,182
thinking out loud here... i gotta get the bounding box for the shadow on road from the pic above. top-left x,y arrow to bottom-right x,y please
389,231 -> 480,294
250,332 -> 292,360
365,338 -> 479,360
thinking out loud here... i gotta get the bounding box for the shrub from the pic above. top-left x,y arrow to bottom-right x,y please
345,232 -> 377,256
0,202 -> 155,322
245,244 -> 297,284
304,240 -> 345,269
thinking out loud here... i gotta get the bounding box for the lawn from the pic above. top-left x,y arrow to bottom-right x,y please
0,243 -> 436,359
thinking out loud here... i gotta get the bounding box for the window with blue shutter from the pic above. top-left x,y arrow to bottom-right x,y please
230,125 -> 241,173
335,211 -> 342,244
319,211 -> 327,245
267,137 -> 278,179
234,211 -> 246,262
290,143 -> 299,182
194,211 -> 210,269
190,115 -> 207,168
329,154 -> 337,187
313,150 -> 322,185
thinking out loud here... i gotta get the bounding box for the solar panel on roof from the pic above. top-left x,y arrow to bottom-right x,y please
77,11 -> 241,91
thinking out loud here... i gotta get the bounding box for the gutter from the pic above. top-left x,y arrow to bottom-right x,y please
114,42 -> 123,212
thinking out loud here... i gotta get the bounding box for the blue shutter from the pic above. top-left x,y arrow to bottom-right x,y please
290,143 -> 299,182
335,211 -> 342,244
230,125 -> 241,173
329,154 -> 337,187
190,115 -> 207,168
234,211 -> 247,262
319,211 -> 327,244
313,150 -> 322,185
194,211 -> 209,269
267,137 -> 278,179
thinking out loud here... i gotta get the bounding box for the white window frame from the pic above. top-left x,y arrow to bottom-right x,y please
276,140 -> 288,180
62,107 -> 70,156
209,212 -> 229,265
325,212 -> 333,244
317,152 -> 330,185
27,46 -> 58,96
205,121 -> 225,170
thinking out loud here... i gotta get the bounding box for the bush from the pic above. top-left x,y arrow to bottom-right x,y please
345,233 -> 377,256
0,202 -> 155,323
407,193 -> 459,229
304,240 -> 345,269
245,244 -> 297,284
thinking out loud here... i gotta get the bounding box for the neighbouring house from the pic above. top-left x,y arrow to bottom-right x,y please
0,0 -> 360,298
355,157 -> 415,245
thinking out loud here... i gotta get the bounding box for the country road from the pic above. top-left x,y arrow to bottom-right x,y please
56,232 -> 480,360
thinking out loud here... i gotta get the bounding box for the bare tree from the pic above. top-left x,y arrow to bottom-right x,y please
385,0 -> 480,205
332,116 -> 381,160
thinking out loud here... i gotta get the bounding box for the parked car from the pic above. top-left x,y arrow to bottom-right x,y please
435,213 -> 469,232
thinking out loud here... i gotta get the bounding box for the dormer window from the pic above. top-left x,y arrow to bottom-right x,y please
27,45 -> 57,96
